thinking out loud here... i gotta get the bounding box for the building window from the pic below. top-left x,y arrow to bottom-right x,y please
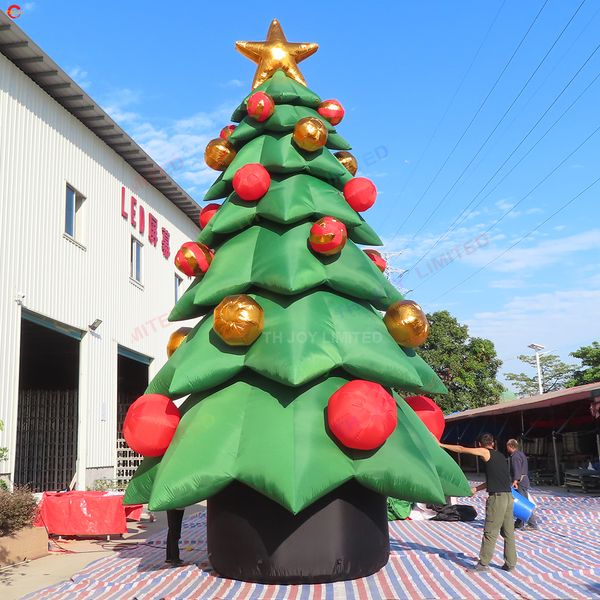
65,184 -> 85,241
130,236 -> 142,283
174,274 -> 183,302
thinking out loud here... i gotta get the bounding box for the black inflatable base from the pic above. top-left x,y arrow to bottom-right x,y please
207,480 -> 390,584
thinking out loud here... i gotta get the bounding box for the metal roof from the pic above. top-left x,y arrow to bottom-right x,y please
0,13 -> 200,225
445,382 -> 600,422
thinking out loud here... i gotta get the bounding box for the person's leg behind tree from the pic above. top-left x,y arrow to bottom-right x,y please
166,509 -> 185,564
479,495 -> 504,568
500,494 -> 517,570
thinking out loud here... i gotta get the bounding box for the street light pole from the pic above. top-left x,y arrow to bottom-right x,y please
535,351 -> 542,394
528,343 -> 545,395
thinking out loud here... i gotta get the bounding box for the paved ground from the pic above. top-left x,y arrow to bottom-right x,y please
1,505 -> 206,599
5,486 -> 600,599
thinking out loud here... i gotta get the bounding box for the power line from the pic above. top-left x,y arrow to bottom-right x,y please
426,174 -> 600,303
410,121 -> 600,291
488,2 -> 600,152
399,0 -> 588,250
412,67 -> 600,271
409,38 -> 600,271
471,123 -> 600,234
455,2 -> 600,181
387,0 -> 550,241
392,0 -> 507,214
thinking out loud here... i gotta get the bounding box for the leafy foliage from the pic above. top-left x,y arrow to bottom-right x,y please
91,478 -> 124,492
413,311 -> 504,414
0,487 -> 38,536
505,354 -> 574,396
0,419 -> 7,462
567,341 -> 600,387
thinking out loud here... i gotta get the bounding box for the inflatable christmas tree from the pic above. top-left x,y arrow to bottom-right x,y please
124,19 -> 470,583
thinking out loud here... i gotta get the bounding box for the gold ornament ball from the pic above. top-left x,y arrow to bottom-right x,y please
205,138 -> 236,171
334,151 -> 358,176
384,300 -> 429,348
293,117 -> 328,152
167,327 -> 192,358
213,294 -> 264,346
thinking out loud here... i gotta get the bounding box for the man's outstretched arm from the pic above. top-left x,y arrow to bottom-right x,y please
439,443 -> 490,460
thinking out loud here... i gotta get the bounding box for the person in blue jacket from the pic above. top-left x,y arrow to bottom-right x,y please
506,439 -> 539,530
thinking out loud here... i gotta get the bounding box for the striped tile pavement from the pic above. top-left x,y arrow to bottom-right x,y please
24,487 -> 600,599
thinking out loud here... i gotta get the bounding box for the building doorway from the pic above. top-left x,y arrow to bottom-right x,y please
14,312 -> 81,491
116,348 -> 150,487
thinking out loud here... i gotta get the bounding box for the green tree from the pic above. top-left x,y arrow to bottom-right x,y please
413,310 -> 504,414
124,70 -> 469,514
505,353 -> 574,396
567,341 -> 600,387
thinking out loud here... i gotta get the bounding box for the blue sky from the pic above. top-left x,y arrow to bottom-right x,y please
9,1 -> 600,388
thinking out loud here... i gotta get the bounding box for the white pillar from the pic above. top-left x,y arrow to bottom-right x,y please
535,350 -> 543,395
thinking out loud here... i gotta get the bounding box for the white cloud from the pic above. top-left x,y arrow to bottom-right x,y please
496,199 -> 514,211
463,210 -> 481,221
493,198 -> 543,219
102,88 -> 142,123
585,272 -> 600,287
381,197 -> 555,280
489,279 -> 526,289
462,229 -> 600,273
466,288 -> 600,374
222,79 -> 244,88
95,87 -> 235,196
67,66 -> 91,90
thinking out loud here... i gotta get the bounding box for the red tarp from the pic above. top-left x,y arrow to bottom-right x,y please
34,491 -> 143,536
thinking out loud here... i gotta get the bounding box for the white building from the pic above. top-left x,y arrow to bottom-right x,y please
0,14 -> 200,490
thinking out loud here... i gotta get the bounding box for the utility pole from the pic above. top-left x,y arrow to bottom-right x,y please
528,343 -> 545,395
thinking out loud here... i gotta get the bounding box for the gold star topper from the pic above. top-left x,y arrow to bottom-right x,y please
236,19 -> 318,89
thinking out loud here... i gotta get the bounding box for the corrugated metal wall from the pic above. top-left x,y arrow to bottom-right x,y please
0,52 -> 199,486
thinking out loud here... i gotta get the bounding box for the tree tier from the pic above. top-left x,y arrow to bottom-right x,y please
173,221 -> 395,321
155,289 -> 445,396
203,133 -> 352,201
198,174 -> 382,249
124,374 -> 470,513
231,70 -> 321,122
229,104 -> 351,150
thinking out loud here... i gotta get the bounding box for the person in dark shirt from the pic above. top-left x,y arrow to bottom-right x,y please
440,433 -> 517,572
507,439 -> 539,530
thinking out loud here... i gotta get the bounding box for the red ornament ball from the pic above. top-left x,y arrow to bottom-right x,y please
175,242 -> 213,277
219,125 -> 236,140
363,249 -> 387,272
123,394 -> 180,457
317,99 -> 345,126
232,163 -> 271,202
309,216 -> 348,256
343,177 -> 377,212
328,380 -> 397,450
404,396 -> 445,441
247,91 -> 275,122
199,203 -> 220,229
